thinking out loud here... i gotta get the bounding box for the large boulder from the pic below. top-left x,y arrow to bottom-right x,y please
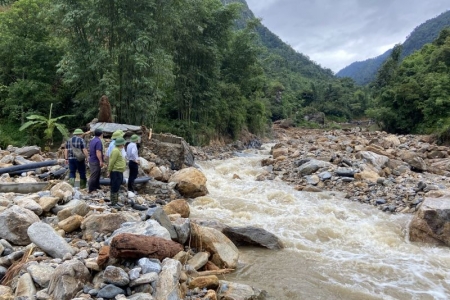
410,197 -> 450,246
401,151 -> 427,171
0,205 -> 39,245
222,226 -> 284,250
169,167 -> 208,198
145,133 -> 195,170
191,225 -> 239,269
163,199 -> 190,218
81,212 -> 140,240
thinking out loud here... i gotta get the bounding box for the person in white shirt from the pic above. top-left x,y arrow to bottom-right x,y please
126,134 -> 140,193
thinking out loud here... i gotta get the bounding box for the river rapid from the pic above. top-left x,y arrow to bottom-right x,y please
190,144 -> 450,300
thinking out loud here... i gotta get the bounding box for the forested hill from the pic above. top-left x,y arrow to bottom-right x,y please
337,10 -> 450,85
222,0 -> 334,80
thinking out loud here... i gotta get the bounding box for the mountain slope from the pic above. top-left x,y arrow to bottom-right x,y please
222,0 -> 334,81
337,10 -> 450,85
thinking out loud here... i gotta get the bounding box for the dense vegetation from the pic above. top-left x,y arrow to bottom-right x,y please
367,28 -> 450,139
337,10 -> 450,85
0,0 -> 371,147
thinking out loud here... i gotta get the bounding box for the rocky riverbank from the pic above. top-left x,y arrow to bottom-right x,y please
197,124 -> 450,214
1,123 -> 450,300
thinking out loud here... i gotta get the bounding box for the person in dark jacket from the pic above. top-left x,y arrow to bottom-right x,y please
65,128 -> 89,188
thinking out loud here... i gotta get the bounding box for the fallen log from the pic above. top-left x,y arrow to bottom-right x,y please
109,233 -> 183,261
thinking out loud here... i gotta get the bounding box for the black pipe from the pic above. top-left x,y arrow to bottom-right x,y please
38,166 -> 69,179
0,160 -> 60,175
99,176 -> 152,186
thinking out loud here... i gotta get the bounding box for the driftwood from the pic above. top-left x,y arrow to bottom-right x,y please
109,233 -> 183,261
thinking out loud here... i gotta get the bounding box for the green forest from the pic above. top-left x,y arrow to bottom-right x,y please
0,0 -> 449,148
0,0 -> 371,147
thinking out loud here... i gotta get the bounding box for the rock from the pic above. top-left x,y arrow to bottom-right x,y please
15,272 -> 37,299
0,285 -> 13,300
172,218 -> 190,244
354,170 -> 380,183
97,246 -> 110,268
109,233 -> 183,260
58,215 -> 83,233
154,258 -> 182,300
189,275 -> 219,290
169,167 -> 208,198
27,263 -> 55,288
47,259 -> 91,300
410,197 -> 450,246
38,196 -> 60,212
14,146 -> 41,158
81,211 -> 140,240
149,166 -> 164,181
27,222 -> 75,258
218,280 -> 268,300
138,157 -> 156,174
187,252 -> 210,270
145,133 -> 195,170
356,151 -> 389,170
106,219 -> 172,245
13,196 -> 43,216
272,147 -> 288,159
97,284 -> 125,299
55,200 -> 90,221
103,266 -> 130,286
127,292 -> 155,300
297,159 -> 332,176
191,225 -> 239,269
138,258 -> 162,274
335,168 -> 355,177
0,205 -> 40,245
50,182 -> 74,203
146,206 -> 177,240
222,226 -> 284,250
401,151 -> 427,171
163,199 -> 190,218
129,272 -> 159,287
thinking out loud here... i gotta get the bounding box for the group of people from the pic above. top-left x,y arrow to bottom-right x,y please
64,127 -> 141,208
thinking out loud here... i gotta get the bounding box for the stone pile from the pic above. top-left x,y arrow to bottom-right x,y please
0,135 -> 277,300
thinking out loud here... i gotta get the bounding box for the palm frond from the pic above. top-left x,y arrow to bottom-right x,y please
19,120 -> 42,131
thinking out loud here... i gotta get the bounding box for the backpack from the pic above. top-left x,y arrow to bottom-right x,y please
70,137 -> 86,162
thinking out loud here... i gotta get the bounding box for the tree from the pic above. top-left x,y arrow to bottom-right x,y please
19,103 -> 73,149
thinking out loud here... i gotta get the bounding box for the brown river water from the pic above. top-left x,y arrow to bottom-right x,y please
190,145 -> 450,300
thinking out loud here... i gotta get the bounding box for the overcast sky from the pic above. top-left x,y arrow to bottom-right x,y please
245,0 -> 450,73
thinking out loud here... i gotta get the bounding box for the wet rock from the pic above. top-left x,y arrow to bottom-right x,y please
187,252 -> 210,270
217,280 -> 268,300
163,199 -> 190,218
410,197 -> 450,246
169,167 -> 208,198
297,159 -> 332,176
191,225 -> 239,269
223,226 -> 284,250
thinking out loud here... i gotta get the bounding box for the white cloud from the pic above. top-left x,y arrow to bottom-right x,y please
245,0 -> 450,72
